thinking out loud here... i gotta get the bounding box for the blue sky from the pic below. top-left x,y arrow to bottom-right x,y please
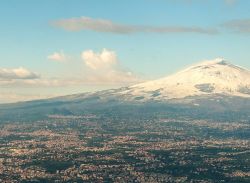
1,0 -> 250,103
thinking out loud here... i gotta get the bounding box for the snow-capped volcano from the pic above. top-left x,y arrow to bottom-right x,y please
1,58 -> 250,121
119,58 -> 250,100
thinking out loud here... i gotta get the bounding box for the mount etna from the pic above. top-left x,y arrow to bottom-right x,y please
1,58 -> 250,122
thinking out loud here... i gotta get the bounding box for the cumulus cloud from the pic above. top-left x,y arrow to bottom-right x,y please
48,51 -> 68,62
223,19 -> 250,33
0,67 -> 40,80
82,49 -> 117,70
52,16 -> 218,35
0,67 -> 66,88
81,49 -> 140,84
0,67 -> 71,87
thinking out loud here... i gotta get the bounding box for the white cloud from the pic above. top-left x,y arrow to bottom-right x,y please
81,49 -> 140,84
48,51 -> 68,62
0,67 -> 40,80
0,67 -> 72,87
82,49 -> 117,70
52,16 -> 218,35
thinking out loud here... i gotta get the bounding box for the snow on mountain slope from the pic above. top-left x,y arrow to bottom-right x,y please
118,58 -> 250,100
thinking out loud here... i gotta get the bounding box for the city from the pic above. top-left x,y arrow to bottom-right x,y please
1,114 -> 249,182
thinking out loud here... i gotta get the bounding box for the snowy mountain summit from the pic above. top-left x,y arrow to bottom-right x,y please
120,58 -> 250,100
